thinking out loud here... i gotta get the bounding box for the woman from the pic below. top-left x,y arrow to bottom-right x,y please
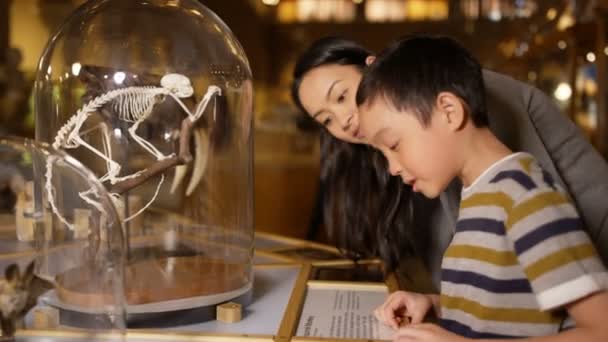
292,38 -> 432,274
292,36 -> 608,287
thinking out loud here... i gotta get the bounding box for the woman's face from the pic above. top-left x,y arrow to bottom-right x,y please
298,64 -> 365,144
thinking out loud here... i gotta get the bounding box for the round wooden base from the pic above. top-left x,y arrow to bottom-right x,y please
56,255 -> 250,307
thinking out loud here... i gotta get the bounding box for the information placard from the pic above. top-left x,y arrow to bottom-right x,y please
296,283 -> 393,340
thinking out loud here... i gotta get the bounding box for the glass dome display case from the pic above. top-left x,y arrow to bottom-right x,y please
34,0 -> 254,327
0,136 -> 125,334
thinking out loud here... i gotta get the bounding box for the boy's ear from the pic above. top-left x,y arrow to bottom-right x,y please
436,92 -> 466,131
365,55 -> 376,66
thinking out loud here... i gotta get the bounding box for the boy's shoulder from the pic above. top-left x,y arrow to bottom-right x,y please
491,152 -> 556,185
486,152 -> 563,204
463,152 -> 562,205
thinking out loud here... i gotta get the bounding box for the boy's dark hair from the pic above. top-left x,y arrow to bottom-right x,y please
356,35 -> 489,127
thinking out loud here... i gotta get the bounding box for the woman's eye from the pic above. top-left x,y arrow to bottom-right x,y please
337,90 -> 347,104
322,118 -> 332,126
389,141 -> 400,151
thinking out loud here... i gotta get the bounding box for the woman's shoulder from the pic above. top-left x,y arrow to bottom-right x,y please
482,69 -> 536,107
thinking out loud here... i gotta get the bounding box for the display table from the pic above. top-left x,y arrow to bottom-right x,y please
10,232 -> 399,342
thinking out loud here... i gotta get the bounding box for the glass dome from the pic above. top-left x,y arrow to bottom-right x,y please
0,136 -> 125,334
34,0 -> 254,327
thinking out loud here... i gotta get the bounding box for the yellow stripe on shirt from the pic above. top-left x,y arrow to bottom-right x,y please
460,192 -> 514,211
444,245 -> 519,266
526,243 -> 599,281
518,157 -> 534,175
441,294 -> 562,324
506,192 -> 569,231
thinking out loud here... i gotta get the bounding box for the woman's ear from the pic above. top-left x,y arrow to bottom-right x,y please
436,92 -> 466,130
365,55 -> 376,66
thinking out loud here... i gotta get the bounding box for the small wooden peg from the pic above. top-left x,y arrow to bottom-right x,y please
216,302 -> 242,323
32,306 -> 59,329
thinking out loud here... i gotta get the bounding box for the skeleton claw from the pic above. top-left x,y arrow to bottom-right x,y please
170,128 -> 209,196
186,128 -> 209,196
170,165 -> 187,194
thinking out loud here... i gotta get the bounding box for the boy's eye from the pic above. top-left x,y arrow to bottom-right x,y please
389,141 -> 400,151
322,118 -> 332,126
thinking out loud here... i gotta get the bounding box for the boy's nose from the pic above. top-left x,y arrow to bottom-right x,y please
388,159 -> 402,177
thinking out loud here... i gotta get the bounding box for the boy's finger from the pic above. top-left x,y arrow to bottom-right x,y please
389,317 -> 400,330
384,308 -> 396,328
387,298 -> 409,327
377,306 -> 394,329
409,309 -> 424,324
392,326 -> 419,341
385,299 -> 405,319
373,307 -> 385,324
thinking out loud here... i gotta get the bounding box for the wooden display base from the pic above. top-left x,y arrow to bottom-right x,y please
51,288 -> 253,329
17,231 -> 405,340
56,255 -> 250,307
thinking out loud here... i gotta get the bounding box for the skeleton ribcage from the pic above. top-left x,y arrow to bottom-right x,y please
112,87 -> 165,123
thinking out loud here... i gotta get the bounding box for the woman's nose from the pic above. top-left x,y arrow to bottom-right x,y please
342,114 -> 353,131
339,113 -> 353,131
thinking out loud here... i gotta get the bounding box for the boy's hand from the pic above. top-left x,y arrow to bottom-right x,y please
374,291 -> 435,329
393,323 -> 467,342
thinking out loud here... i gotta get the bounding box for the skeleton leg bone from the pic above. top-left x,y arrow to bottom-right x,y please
127,105 -> 170,161
191,85 -> 222,122
99,122 -> 115,181
44,156 -> 75,231
70,121 -> 116,182
124,174 -> 164,222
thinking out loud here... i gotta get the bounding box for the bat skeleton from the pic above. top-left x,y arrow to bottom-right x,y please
46,73 -> 221,230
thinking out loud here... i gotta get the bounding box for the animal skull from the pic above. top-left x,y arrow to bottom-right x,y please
161,73 -> 194,98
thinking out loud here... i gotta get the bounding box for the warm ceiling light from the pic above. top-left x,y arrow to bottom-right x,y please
604,46 -> 608,56
546,8 -> 557,20
558,40 -> 567,50
557,13 -> 574,31
586,52 -> 596,63
554,83 -> 572,101
262,0 -> 279,5
71,62 -> 82,76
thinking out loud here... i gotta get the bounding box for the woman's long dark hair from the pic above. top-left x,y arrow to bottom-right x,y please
292,37 -> 428,272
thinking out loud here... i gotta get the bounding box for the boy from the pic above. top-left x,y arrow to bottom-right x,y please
356,35 -> 608,341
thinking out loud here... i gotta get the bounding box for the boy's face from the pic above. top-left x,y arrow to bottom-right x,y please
359,97 -> 461,199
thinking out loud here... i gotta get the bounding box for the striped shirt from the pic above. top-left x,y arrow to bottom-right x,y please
439,152 -> 608,338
